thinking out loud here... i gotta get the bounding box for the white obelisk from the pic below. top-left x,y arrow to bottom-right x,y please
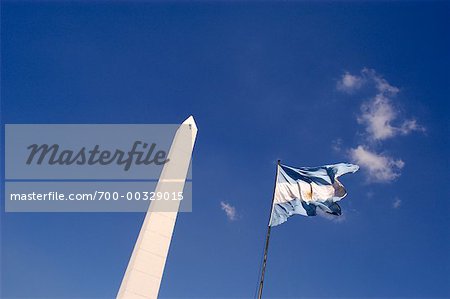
117,116 -> 198,299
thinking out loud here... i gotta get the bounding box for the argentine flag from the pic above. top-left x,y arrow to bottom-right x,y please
270,163 -> 359,227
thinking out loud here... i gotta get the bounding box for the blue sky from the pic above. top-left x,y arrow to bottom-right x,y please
1,1 -> 449,298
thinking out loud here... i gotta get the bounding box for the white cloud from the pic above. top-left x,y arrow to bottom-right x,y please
336,72 -> 364,93
400,119 -> 425,135
362,68 -> 399,96
220,201 -> 237,221
337,69 -> 424,141
337,68 -> 400,96
393,198 -> 402,209
358,94 -> 424,141
316,208 -> 346,223
332,138 -> 343,152
349,146 -> 404,182
358,95 -> 397,140
337,68 -> 424,184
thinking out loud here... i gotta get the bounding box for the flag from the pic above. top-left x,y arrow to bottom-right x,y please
269,163 -> 359,227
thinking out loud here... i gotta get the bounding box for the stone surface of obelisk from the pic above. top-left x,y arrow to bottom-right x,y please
117,116 -> 198,299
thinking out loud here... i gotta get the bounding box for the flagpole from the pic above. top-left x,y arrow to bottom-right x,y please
257,159 -> 280,299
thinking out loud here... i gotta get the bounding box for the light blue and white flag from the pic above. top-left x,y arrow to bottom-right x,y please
269,163 -> 359,227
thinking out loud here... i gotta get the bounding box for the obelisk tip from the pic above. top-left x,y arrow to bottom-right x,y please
182,115 -> 198,132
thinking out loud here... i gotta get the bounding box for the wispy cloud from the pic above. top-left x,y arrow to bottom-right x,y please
337,71 -> 364,93
368,68 -> 400,96
336,68 -> 424,184
358,95 -> 399,141
339,68 -> 424,142
393,198 -> 402,209
358,94 -> 424,141
331,138 -> 343,152
349,146 -> 404,182
220,201 -> 238,221
316,208 -> 347,223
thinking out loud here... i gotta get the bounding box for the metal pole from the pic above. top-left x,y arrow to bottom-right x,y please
257,160 -> 280,299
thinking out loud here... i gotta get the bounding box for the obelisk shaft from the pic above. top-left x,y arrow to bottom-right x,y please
117,116 -> 198,299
